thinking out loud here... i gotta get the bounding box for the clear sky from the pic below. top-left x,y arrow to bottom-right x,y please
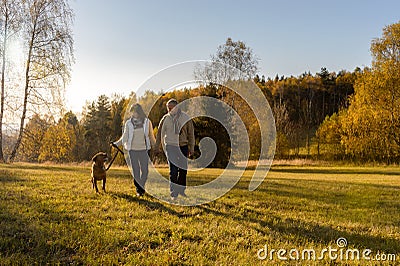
66,0 -> 400,113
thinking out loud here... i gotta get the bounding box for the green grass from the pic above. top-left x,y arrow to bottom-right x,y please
0,163 -> 399,265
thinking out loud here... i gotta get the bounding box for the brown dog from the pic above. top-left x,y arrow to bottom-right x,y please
91,152 -> 108,193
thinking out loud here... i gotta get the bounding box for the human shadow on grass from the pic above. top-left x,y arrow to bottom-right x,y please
109,192 -> 196,218
197,174 -> 400,254
196,203 -> 400,255
232,177 -> 400,210
254,178 -> 400,211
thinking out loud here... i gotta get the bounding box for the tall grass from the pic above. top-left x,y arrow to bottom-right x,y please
0,163 -> 399,265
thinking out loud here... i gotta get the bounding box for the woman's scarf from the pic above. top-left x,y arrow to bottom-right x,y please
131,117 -> 144,129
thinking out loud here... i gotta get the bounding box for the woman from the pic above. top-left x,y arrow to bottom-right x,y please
113,103 -> 156,196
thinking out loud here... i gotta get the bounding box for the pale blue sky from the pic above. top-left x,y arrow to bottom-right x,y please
66,0 -> 400,112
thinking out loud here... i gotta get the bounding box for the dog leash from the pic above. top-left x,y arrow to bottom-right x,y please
106,142 -> 124,171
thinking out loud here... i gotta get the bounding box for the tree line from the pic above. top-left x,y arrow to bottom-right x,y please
12,60 -> 397,165
2,9 -> 398,165
14,65 -> 357,165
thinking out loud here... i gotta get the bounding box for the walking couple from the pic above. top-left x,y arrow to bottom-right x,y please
113,99 -> 195,200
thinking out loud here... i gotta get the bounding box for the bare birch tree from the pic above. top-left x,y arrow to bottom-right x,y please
9,0 -> 73,162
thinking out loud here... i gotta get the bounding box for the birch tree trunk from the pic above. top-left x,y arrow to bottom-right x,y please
0,0 -> 22,162
9,0 -> 74,162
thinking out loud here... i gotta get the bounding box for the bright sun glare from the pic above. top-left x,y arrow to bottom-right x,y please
6,38 -> 24,66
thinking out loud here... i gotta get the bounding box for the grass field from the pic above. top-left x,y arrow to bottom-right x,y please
0,163 -> 399,265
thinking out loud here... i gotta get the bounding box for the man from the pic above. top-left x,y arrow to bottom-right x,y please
155,99 -> 195,200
